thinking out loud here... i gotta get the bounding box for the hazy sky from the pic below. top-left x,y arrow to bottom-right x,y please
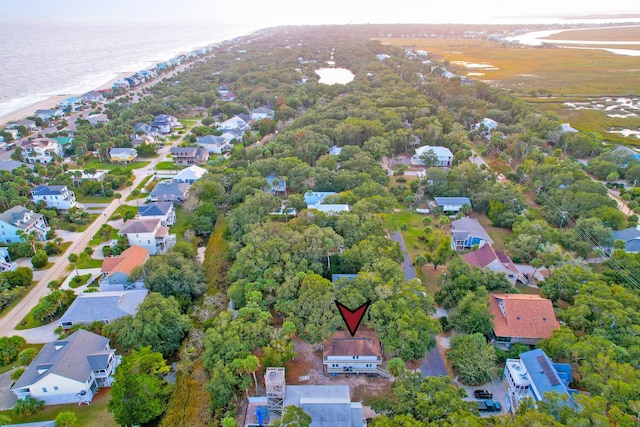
2,0 -> 639,26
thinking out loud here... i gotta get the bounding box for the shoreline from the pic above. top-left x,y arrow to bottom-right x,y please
0,72 -> 133,126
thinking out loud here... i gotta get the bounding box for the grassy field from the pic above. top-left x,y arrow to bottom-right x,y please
381,29 -> 640,146
89,228 -> 118,246
126,175 -> 153,201
170,206 -> 189,243
108,204 -> 138,221
155,161 -> 184,170
82,159 -> 150,171
69,274 -> 92,289
380,37 -> 640,96
76,194 -> 114,204
0,387 -> 117,427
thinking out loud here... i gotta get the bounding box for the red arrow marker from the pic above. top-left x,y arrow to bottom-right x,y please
335,300 -> 371,336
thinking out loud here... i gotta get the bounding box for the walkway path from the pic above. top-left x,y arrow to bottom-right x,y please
390,231 -> 416,282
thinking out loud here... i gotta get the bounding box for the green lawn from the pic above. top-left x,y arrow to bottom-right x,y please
57,215 -> 99,232
0,387 -> 117,427
179,119 -> 199,128
126,175 -> 153,201
69,274 -> 92,289
383,210 -> 431,259
155,161 -> 184,170
59,241 -> 72,253
82,159 -> 150,171
108,205 -> 139,221
76,194 -> 114,204
170,206 -> 189,243
473,213 -> 512,251
89,228 -> 118,247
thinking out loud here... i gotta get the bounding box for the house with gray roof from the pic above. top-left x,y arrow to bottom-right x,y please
451,217 -> 493,249
4,421 -> 56,427
119,218 -> 176,254
612,227 -> 640,253
169,147 -> 209,166
250,107 -> 275,121
58,290 -> 148,329
6,119 -> 37,131
196,135 -> 232,154
149,179 -> 189,204
434,197 -> 471,214
0,205 -> 49,243
11,330 -> 120,405
284,385 -> 364,427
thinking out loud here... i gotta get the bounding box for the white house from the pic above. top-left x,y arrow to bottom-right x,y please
250,107 -> 275,121
306,204 -> 350,214
7,119 -> 37,132
136,202 -> 176,226
85,114 -> 109,126
323,331 -> 383,376
196,135 -> 232,154
21,138 -> 63,164
0,205 -> 50,243
175,165 -> 207,184
31,185 -> 77,210
218,115 -> 250,131
413,145 -> 453,167
11,330 -> 120,405
58,97 -> 81,112
119,218 -> 176,255
477,117 -> 498,131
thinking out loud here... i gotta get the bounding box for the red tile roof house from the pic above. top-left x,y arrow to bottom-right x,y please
99,245 -> 150,291
461,244 -> 525,285
489,294 -> 560,346
323,331 -> 386,377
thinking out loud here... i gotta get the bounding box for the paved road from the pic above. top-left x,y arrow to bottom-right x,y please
0,370 -> 17,410
390,231 -> 416,282
420,344 -> 448,377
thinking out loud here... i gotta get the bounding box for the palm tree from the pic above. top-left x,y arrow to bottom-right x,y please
17,230 -> 38,253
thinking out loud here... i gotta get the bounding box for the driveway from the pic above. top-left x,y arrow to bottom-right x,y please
459,378 -> 509,416
390,231 -> 416,282
420,344 -> 448,377
0,370 -> 17,410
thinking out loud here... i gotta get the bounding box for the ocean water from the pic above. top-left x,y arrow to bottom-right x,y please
0,22 -> 258,120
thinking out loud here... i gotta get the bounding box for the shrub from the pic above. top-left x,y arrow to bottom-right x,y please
11,367 -> 25,381
17,348 -> 37,366
0,267 -> 33,288
31,250 -> 48,269
0,336 -> 26,364
13,396 -> 44,416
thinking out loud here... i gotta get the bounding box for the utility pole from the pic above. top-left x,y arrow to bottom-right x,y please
559,211 -> 568,228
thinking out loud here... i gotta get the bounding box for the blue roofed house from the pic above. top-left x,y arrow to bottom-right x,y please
134,122 -> 157,137
136,202 -> 176,226
611,227 -> 640,253
0,206 -> 50,243
434,197 -> 471,214
504,348 -> 577,413
31,185 -> 77,210
611,145 -> 640,165
451,217 -> 493,249
11,330 -> 121,405
58,290 -> 148,329
58,97 -> 81,112
81,90 -> 105,103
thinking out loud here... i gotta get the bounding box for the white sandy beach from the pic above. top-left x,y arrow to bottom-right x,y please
0,72 -> 133,126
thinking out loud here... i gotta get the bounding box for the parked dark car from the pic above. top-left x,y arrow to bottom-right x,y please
477,400 -> 502,412
474,389 -> 493,399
